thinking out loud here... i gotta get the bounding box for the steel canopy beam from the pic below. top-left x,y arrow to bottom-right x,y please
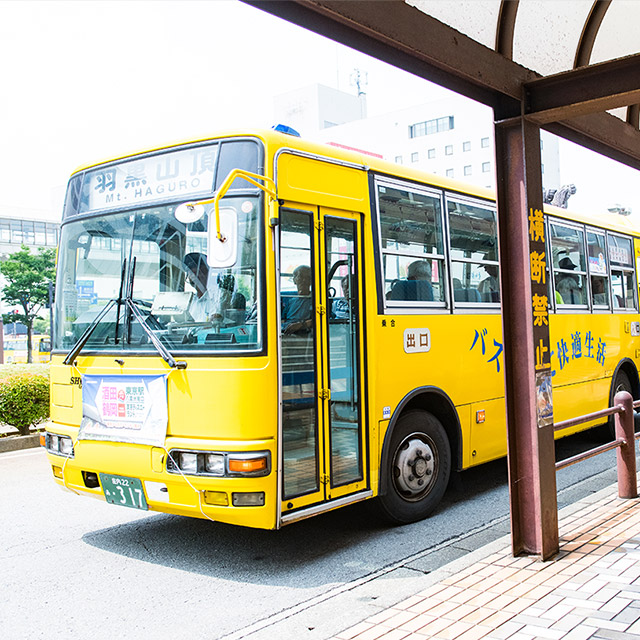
548,112 -> 640,171
245,0 -> 640,170
524,54 -> 640,124
246,0 -> 528,111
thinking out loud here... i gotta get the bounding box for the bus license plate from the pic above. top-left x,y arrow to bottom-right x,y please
99,473 -> 148,510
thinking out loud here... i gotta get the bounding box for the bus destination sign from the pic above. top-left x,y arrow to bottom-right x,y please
83,144 -> 218,212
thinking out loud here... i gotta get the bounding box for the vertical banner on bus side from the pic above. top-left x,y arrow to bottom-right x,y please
79,374 -> 168,446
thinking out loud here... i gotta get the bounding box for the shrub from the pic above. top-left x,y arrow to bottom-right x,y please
0,373 -> 49,436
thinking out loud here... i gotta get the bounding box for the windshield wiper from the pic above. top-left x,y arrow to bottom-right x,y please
64,256 -> 128,365
124,254 -> 186,369
124,256 -> 135,345
124,298 -> 186,369
63,257 -> 187,369
63,295 -> 187,369
114,258 -> 128,345
63,298 -> 118,366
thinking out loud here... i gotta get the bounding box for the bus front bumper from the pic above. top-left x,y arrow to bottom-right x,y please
43,428 -> 278,530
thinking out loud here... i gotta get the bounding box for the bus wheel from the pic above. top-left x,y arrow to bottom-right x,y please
609,370 -> 633,436
614,370 -> 632,397
378,410 -> 451,524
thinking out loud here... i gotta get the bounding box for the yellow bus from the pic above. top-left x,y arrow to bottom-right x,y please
44,128 -> 640,528
4,334 -> 51,364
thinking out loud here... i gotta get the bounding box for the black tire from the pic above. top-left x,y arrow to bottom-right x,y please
613,370 -> 632,397
376,410 -> 451,524
609,370 -> 634,436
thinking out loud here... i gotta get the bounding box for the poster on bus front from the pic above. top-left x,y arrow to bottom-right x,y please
79,374 -> 168,446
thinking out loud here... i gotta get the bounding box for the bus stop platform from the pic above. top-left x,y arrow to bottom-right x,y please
330,486 -> 640,640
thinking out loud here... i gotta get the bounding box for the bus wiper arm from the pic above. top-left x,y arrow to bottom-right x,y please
62,297 -> 187,369
65,252 -> 129,366
121,252 -> 185,369
63,298 -> 118,366
125,298 -> 187,370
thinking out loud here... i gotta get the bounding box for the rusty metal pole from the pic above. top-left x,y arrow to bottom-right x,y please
614,390 -> 637,499
494,114 -> 559,560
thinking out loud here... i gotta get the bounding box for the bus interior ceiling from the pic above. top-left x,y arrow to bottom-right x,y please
246,0 -> 640,559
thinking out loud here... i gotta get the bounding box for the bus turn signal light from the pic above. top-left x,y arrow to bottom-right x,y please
228,457 -> 268,474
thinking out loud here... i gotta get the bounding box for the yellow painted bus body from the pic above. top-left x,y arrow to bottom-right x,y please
45,129 -> 640,529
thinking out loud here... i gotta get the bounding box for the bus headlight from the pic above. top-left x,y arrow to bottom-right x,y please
44,433 -> 74,458
167,449 -> 270,478
179,452 -> 199,474
58,437 -> 74,456
205,454 -> 225,475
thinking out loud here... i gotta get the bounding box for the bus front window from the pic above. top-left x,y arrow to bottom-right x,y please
54,196 -> 263,355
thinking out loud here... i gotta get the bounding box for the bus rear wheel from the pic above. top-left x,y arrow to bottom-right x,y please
609,370 -> 634,436
377,410 -> 451,524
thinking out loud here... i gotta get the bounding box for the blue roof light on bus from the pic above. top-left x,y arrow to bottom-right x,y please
272,124 -> 301,137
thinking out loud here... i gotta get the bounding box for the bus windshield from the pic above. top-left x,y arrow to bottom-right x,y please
54,195 -> 263,355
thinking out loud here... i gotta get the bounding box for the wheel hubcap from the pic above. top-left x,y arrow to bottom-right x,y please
393,433 -> 437,501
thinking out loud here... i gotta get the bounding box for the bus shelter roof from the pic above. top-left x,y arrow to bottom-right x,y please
247,0 -> 640,171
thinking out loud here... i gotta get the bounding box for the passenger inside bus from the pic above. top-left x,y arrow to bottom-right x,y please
591,276 -> 609,305
556,255 -> 584,305
332,275 -> 351,319
387,260 -> 434,301
183,252 -> 246,324
282,265 -> 313,334
478,264 -> 500,302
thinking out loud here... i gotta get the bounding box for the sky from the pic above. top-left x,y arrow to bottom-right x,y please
0,0 -> 638,222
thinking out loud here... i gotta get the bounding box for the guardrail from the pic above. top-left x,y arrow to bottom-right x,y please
553,391 -> 638,499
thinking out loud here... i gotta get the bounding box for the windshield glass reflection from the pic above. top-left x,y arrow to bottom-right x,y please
55,196 -> 262,355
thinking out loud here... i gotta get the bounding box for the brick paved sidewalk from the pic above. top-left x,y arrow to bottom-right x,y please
331,488 -> 640,640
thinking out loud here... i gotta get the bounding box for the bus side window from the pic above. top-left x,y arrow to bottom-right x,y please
550,221 -> 588,308
447,198 -> 499,306
611,271 -> 635,309
377,181 -> 446,307
608,233 -> 637,311
587,230 -> 609,308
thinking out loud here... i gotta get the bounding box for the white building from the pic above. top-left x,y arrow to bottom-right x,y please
0,205 -> 59,261
274,84 -> 561,194
273,84 -> 365,134
0,205 -> 59,331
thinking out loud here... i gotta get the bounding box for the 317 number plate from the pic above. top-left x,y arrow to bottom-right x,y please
99,473 -> 148,510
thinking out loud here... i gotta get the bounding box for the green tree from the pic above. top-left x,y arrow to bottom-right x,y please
0,245 -> 56,363
33,318 -> 50,335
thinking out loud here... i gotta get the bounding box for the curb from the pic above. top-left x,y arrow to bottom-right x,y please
0,433 -> 41,453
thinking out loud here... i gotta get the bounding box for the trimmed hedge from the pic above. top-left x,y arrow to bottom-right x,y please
0,373 -> 50,436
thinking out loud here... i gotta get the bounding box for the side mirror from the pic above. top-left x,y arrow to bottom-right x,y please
208,207 -> 238,268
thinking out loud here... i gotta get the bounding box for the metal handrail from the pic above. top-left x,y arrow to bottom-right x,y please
551,391 -> 637,498
554,404 -> 623,433
556,439 -> 626,471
